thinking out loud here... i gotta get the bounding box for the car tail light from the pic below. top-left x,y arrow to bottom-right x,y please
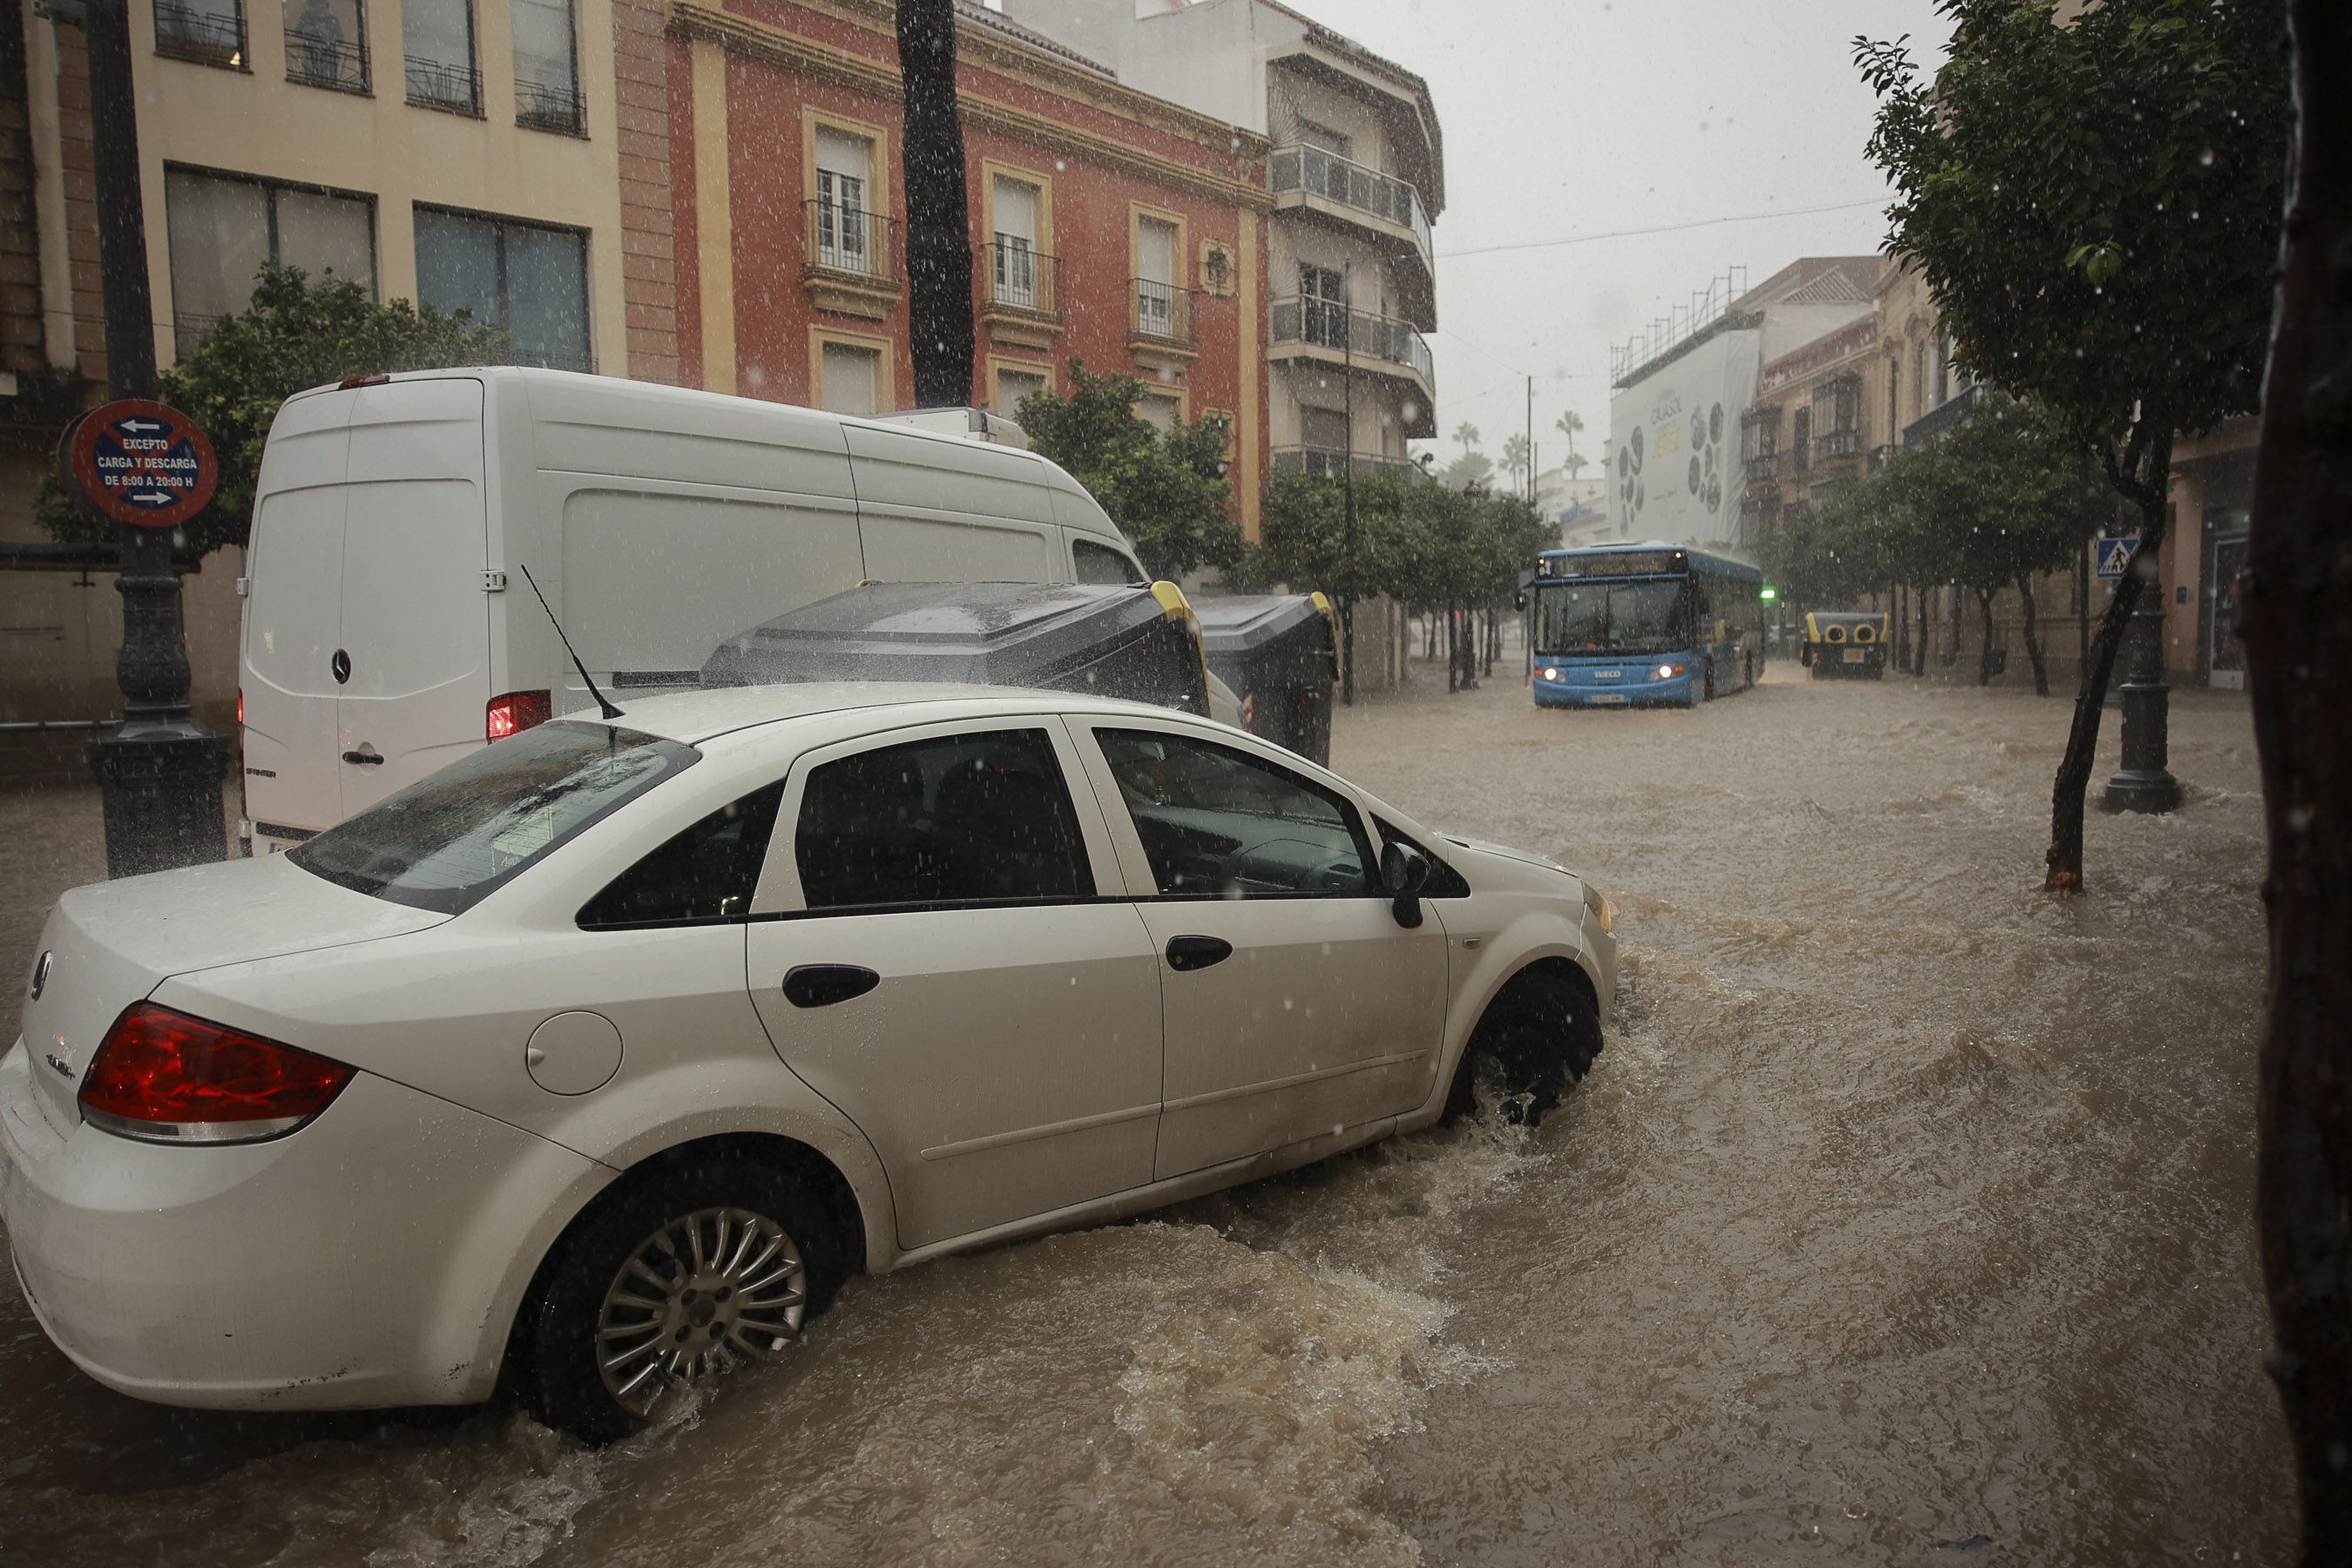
79,1004 -> 354,1144
487,690 -> 551,741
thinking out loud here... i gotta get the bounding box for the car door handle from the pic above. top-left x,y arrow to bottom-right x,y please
782,964 -> 881,1009
1165,935 -> 1233,972
341,749 -> 384,765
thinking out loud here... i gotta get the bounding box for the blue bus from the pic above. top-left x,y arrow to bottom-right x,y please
1529,542 -> 1765,708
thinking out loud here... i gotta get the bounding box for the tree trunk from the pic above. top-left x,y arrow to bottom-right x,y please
1914,583 -> 1930,677
1896,583 -> 1911,672
2017,573 -> 2050,696
1976,588 -> 1998,686
1340,594 -> 1355,706
2253,3 -> 2352,1555
2043,427 -> 2174,892
1443,606 -> 1456,693
896,0 -> 975,409
1945,584 -> 1963,667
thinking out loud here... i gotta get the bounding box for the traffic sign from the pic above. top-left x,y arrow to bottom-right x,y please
63,399 -> 220,530
2092,536 -> 2140,581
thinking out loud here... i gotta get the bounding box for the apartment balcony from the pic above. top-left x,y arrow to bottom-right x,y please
1867,443 -> 1895,475
1742,450 -> 1780,484
155,0 -> 246,67
1271,446 -> 1427,483
1128,278 -> 1197,368
1268,296 -> 1436,438
801,200 -> 902,321
1815,428 -> 1862,462
516,77 -> 585,135
285,25 -> 368,91
1270,145 -> 1435,326
978,242 -> 1062,350
405,54 -> 482,115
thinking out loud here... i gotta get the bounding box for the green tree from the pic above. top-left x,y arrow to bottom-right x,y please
1856,0 -> 2290,889
1450,421 -> 1480,460
1016,361 -> 1241,580
1502,432 -> 1531,495
40,266 -> 508,558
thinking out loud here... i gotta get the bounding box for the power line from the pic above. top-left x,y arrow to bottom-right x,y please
1435,197 -> 1886,261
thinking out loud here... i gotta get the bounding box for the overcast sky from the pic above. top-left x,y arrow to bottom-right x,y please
1294,0 -> 1958,474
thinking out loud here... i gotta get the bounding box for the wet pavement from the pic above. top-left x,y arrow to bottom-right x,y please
0,660 -> 2291,1565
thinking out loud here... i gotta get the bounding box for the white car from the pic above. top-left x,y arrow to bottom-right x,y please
4,685 -> 1614,1443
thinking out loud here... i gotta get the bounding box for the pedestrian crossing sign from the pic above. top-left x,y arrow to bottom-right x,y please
2093,537 -> 2139,580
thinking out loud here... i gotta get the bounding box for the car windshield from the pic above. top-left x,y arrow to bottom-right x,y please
290,722 -> 698,914
1533,580 -> 1691,658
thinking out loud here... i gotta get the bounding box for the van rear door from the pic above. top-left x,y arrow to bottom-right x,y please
241,389 -> 356,840
334,377 -> 492,814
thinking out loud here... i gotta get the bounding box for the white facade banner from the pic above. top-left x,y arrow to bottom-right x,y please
1608,329 -> 1762,549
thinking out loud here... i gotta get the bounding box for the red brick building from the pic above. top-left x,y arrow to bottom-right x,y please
646,0 -> 1273,532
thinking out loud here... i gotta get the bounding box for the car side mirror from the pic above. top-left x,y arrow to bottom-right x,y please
1380,841 -> 1429,928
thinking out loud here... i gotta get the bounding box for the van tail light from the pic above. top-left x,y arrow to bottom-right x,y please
236,687 -> 248,825
338,373 -> 391,389
487,690 -> 551,741
79,1004 -> 354,1145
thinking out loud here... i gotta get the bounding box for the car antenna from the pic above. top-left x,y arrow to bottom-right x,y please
517,562 -> 624,720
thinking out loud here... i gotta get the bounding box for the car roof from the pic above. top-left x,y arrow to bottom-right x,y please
565,681 -> 1196,745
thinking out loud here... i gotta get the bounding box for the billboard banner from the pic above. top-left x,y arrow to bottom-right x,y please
1607,329 -> 1762,549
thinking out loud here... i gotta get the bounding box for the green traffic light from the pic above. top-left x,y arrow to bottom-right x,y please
1759,585 -> 1779,601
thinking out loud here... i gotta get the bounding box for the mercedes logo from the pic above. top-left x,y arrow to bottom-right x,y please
28,949 -> 51,1000
331,648 -> 351,685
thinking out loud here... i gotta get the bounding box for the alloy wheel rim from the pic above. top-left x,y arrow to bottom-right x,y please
596,1206 -> 806,1416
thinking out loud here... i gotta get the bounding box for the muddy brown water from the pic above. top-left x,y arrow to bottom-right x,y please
0,664 -> 2292,1564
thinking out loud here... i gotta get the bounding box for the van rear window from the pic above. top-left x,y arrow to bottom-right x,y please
291,722 -> 698,914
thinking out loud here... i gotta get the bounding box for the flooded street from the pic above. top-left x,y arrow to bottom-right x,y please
0,661 -> 2290,1565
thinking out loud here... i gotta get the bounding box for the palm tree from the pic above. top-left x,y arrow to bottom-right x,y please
1503,432 -> 1531,492
1554,409 -> 1585,467
1451,421 -> 1481,460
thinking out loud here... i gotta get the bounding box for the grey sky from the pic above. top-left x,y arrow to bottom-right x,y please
1295,0 -> 1957,473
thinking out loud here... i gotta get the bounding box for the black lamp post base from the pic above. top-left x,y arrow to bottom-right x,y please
90,725 -> 229,879
2103,767 -> 2185,814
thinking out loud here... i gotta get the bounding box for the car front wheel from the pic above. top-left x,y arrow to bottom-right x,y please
1443,970 -> 1603,1127
515,1155 -> 845,1444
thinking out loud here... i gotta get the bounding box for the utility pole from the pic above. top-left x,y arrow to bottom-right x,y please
84,0 -> 226,875
1339,259 -> 1356,707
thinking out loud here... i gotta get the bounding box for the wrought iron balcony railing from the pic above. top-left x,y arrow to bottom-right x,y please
1131,278 -> 1194,348
285,24 -> 367,91
1269,296 -> 1435,387
1272,446 -> 1427,482
155,0 -> 246,65
1269,145 -> 1432,269
516,78 -> 583,134
979,241 -> 1060,318
803,199 -> 900,282
405,53 -> 482,114
1743,451 -> 1780,483
1815,428 -> 1862,461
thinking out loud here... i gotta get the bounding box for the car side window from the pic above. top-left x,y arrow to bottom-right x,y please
1073,537 -> 1143,585
578,780 -> 786,928
1094,727 -> 1372,897
795,727 -> 1095,911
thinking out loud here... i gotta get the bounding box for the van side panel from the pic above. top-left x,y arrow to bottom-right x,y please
334,379 -> 492,814
240,390 -> 357,836
844,424 -> 1058,583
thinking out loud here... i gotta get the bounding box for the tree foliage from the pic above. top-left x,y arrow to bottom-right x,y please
40,267 -> 509,557
1016,360 -> 1241,581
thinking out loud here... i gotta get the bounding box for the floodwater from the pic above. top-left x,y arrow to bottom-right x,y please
0,660 -> 2292,1565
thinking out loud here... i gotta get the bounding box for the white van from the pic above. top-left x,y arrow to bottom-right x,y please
235,367 -> 1161,855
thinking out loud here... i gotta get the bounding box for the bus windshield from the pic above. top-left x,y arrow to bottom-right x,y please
1534,578 -> 1692,657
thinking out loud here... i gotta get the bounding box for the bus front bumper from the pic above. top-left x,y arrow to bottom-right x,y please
1534,664 -> 1693,706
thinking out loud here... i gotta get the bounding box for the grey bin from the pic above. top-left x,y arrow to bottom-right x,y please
1193,594 -> 1337,766
700,580 -> 1210,718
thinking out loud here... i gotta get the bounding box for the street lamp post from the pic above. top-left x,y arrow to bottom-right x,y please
2102,545 -> 2182,813
84,0 -> 226,875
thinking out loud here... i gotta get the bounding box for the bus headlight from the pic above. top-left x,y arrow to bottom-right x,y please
1541,667 -> 1561,681
1656,663 -> 1684,680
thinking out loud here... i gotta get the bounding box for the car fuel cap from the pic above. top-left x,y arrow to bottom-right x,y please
525,1010 -> 624,1095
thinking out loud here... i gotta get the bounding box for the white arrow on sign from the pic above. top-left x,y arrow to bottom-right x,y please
118,419 -> 166,434
128,491 -> 175,504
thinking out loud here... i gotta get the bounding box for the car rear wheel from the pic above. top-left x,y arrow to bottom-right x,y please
515,1156 -> 845,1444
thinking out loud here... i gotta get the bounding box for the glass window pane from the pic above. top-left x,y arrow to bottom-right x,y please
274,187 -> 375,294
992,178 -> 1037,245
1136,393 -> 1179,433
404,0 -> 477,110
1072,538 -> 1139,585
504,221 -> 590,369
165,171 -> 271,348
284,0 -> 364,88
996,368 -> 1045,418
577,781 -> 784,928
512,0 -> 575,91
821,342 -> 879,415
1094,728 -> 1370,897
1137,216 -> 1175,285
414,207 -> 501,328
795,729 -> 1093,910
156,0 -> 245,63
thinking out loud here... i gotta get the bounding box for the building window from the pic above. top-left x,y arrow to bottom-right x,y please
813,126 -> 876,274
403,0 -> 480,115
156,0 -> 247,67
1300,263 -> 1347,349
1738,405 -> 1777,463
284,0 -> 366,90
1300,403 -> 1346,453
819,340 -> 883,416
414,206 -> 589,369
1135,391 -> 1180,432
990,174 -> 1041,309
513,0 -> 582,134
1297,118 -> 1350,159
1134,213 -> 1180,338
994,364 -> 1046,419
166,168 -> 375,353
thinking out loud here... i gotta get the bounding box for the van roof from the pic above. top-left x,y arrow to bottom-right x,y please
565,680 -> 1189,746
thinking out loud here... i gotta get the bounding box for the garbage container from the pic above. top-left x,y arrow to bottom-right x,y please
700,579 -> 1211,717
1193,592 -> 1338,765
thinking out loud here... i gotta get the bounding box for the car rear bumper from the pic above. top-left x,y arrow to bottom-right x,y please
0,1041 -> 607,1411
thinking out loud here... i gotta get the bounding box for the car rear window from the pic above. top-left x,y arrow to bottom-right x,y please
291,721 -> 698,914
